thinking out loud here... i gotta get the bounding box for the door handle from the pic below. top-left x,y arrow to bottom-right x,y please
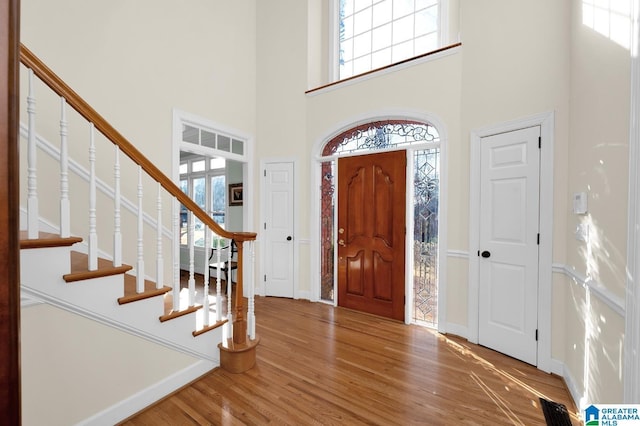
481,250 -> 491,258
286,236 -> 293,241
338,239 -> 346,247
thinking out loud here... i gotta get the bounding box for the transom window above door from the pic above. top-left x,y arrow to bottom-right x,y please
338,0 -> 442,79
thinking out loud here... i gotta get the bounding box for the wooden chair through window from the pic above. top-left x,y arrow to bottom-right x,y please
209,240 -> 237,287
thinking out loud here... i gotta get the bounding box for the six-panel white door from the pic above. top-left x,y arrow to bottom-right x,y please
264,162 -> 295,298
479,126 -> 540,365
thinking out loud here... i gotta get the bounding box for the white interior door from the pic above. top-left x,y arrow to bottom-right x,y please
264,162 -> 295,297
479,126 -> 540,365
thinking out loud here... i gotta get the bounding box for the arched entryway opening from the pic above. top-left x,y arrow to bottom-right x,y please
316,119 -> 443,327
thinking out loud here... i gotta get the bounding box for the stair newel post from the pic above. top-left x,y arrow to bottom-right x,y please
26,69 -> 39,239
232,239 -> 247,345
136,166 -> 144,293
172,197 -> 180,312
188,210 -> 196,307
248,240 -> 256,340
113,146 -> 122,267
88,123 -> 97,271
215,236 -> 222,322
202,225 -> 210,326
156,182 -> 163,290
59,97 -> 70,238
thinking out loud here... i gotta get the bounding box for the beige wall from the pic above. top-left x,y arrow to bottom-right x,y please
21,304 -> 198,425
21,0 -> 257,282
561,0 -> 631,404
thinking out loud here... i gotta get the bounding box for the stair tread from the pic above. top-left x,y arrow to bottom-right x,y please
20,231 -> 82,249
193,319 -> 228,337
118,274 -> 171,305
64,251 -> 132,282
159,303 -> 202,322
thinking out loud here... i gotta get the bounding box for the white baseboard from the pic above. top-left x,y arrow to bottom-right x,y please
444,322 -> 468,339
561,362 -> 584,414
76,359 -> 216,426
295,290 -> 311,301
550,358 -> 564,376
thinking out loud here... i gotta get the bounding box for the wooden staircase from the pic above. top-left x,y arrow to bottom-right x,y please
19,231 -> 228,363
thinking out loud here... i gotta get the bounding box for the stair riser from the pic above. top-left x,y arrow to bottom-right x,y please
118,300 -> 224,360
21,247 -> 72,286
20,246 -> 223,362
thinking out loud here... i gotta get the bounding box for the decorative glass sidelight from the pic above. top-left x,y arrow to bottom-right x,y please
413,148 -> 440,327
320,120 -> 440,325
320,161 -> 336,301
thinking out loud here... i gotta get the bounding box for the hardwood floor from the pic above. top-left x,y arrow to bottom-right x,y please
121,296 -> 580,425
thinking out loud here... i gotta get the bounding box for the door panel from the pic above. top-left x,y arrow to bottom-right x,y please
264,162 -> 294,298
479,126 -> 540,365
338,150 -> 406,321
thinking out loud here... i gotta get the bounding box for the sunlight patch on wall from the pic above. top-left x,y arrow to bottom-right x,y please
583,0 -> 632,50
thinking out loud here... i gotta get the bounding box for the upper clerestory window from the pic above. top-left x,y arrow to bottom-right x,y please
338,0 -> 442,80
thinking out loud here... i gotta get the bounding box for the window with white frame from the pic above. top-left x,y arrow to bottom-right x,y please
338,0 -> 441,79
179,155 -> 226,247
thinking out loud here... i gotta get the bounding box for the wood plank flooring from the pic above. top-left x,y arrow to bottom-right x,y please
121,296 -> 580,425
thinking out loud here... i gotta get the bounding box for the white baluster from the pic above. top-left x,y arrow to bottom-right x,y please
59,98 -> 70,238
226,237 -> 233,337
248,240 -> 256,340
136,167 -> 144,293
26,69 -> 39,239
88,123 -> 97,271
203,226 -> 210,326
173,197 -> 180,312
188,212 -> 195,306
156,183 -> 163,290
113,146 -> 122,267
215,236 -> 222,322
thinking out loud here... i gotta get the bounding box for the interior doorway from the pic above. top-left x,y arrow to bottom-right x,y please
172,109 -> 251,276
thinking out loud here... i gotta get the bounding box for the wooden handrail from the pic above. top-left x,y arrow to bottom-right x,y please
19,44 -> 256,244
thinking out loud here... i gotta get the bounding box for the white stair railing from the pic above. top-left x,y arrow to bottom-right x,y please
188,212 -> 196,307
156,183 -> 163,290
215,238 -> 223,322
59,98 -> 70,238
26,70 -> 38,239
88,123 -> 98,271
172,198 -> 180,312
248,240 -> 256,340
226,239 -> 233,338
20,45 -> 258,356
202,226 -> 211,326
136,166 -> 144,293
113,146 -> 122,267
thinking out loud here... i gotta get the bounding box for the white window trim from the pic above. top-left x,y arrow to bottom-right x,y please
172,108 -> 255,275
